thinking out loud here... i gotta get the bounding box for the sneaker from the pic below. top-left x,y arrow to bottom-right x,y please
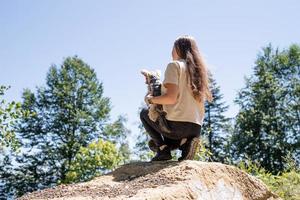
151,146 -> 172,161
178,137 -> 200,161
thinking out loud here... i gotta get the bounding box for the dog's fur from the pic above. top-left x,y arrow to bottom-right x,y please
141,69 -> 162,122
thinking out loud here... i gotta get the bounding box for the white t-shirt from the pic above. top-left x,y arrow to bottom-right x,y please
161,59 -> 205,126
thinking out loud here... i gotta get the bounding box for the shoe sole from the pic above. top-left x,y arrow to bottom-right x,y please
151,156 -> 172,162
179,137 -> 200,161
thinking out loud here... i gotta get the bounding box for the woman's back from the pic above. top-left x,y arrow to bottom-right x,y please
161,59 -> 205,126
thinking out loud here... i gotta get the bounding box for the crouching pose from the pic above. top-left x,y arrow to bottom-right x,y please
140,35 -> 213,161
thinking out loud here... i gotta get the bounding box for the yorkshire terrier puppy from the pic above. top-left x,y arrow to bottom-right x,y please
140,69 -> 162,122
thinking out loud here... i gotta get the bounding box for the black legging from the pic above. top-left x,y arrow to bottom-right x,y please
139,107 -> 202,147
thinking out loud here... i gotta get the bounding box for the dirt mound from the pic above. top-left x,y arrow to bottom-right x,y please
19,160 -> 280,200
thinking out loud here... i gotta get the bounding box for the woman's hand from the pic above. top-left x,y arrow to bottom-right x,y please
144,93 -> 154,105
142,82 -> 179,106
147,83 -> 178,105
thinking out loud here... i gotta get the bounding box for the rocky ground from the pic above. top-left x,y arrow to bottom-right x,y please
18,160 -> 281,200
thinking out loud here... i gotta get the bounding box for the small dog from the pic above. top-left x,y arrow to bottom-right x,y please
141,69 -> 171,133
141,69 -> 161,121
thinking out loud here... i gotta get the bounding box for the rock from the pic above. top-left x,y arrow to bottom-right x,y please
18,160 -> 281,200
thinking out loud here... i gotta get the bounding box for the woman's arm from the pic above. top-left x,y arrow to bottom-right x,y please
151,83 -> 179,105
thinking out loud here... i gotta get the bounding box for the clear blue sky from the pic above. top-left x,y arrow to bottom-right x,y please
1,1 -> 299,148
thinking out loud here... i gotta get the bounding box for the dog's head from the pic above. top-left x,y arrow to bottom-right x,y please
141,69 -> 161,85
141,69 -> 162,96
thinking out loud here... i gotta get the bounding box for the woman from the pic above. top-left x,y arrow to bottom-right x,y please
140,35 -> 213,161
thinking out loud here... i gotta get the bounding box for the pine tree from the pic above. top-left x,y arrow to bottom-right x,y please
11,56 -> 130,196
200,73 -> 232,163
231,44 -> 300,174
0,152 -> 16,199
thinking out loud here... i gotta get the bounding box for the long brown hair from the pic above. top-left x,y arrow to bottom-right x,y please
174,35 -> 213,112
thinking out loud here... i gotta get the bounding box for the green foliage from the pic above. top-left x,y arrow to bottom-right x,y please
194,139 -> 213,162
237,155 -> 300,200
65,139 -> 122,183
6,56 -> 130,197
134,105 -> 155,161
201,73 -> 233,162
0,85 -> 33,198
118,142 -> 131,164
231,44 -> 300,174
100,114 -> 131,164
0,85 -> 26,151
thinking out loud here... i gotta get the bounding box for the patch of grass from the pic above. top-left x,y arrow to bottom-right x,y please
236,155 -> 300,200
